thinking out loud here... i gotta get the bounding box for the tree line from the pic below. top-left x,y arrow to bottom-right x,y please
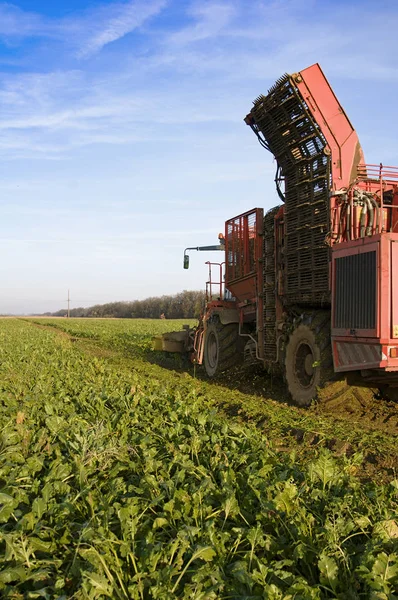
42,290 -> 206,319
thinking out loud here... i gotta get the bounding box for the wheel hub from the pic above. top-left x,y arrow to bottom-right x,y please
304,353 -> 314,376
295,341 -> 315,388
207,332 -> 218,369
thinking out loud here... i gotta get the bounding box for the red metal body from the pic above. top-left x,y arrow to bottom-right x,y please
225,208 -> 265,357
331,233 -> 398,376
294,64 -> 364,192
328,162 -> 398,378
225,208 -> 263,301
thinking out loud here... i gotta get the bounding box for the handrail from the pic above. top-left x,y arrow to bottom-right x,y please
205,261 -> 225,302
357,163 -> 398,183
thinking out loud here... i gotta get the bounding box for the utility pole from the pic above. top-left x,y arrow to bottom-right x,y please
67,289 -> 70,318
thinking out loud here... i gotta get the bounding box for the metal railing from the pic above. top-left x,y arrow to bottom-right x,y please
357,163 -> 398,183
205,261 -> 225,303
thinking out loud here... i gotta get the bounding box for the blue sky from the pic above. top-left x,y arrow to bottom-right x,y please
1,0 -> 398,313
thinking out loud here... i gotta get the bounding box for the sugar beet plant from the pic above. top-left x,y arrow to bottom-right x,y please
0,319 -> 398,599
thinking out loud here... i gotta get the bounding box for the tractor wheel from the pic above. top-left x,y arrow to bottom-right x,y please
285,325 -> 323,407
203,322 -> 241,377
284,312 -> 376,408
284,312 -> 335,407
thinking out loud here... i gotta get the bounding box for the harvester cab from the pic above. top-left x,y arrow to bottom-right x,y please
156,63 -> 398,406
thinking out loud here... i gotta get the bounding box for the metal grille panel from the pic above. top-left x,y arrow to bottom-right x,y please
334,251 -> 376,330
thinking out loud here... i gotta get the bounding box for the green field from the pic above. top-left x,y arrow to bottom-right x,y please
1,318 -> 398,598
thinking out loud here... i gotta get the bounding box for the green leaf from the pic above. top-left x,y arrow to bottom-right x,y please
196,546 -> 216,562
0,492 -> 14,505
274,481 -> 298,515
318,554 -> 339,590
153,517 -> 168,530
83,571 -> 113,597
371,552 -> 398,587
29,537 -> 54,553
32,497 -> 46,519
0,566 -> 26,585
222,493 -> 239,520
0,493 -> 17,523
308,452 -> 339,488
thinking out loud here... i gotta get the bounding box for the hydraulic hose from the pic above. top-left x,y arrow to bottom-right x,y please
369,194 -> 379,233
359,196 -> 368,238
346,202 -> 351,240
364,194 -> 374,236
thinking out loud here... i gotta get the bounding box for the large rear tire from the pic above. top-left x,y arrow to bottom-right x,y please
204,322 -> 241,377
284,321 -> 327,407
284,312 -> 376,407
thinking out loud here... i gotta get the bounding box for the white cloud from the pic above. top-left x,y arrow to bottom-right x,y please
168,1 -> 236,46
0,0 -> 167,57
75,0 -> 168,57
0,3 -> 49,37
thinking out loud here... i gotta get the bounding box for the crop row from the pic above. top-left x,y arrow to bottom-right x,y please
27,318 -> 196,357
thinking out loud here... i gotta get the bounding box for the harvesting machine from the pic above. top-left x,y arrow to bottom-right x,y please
158,63 -> 398,406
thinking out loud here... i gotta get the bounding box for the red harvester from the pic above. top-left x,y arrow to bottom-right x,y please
158,63 -> 398,406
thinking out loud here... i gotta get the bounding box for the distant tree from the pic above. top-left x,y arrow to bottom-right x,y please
43,291 -> 206,319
